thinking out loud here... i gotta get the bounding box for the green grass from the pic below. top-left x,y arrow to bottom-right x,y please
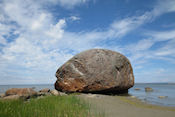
0,95 -> 104,117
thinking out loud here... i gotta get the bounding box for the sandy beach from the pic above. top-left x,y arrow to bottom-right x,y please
79,94 -> 175,117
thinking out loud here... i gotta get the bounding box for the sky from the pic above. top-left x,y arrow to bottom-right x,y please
0,0 -> 175,84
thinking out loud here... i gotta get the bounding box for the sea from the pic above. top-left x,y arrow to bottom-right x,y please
0,83 -> 175,107
129,83 -> 175,107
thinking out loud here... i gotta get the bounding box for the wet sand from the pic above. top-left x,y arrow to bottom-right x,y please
78,94 -> 175,117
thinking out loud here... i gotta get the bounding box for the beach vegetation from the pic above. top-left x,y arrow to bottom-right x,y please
0,95 -> 104,117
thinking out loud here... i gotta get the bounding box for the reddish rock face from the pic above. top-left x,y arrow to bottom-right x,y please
55,49 -> 134,94
5,88 -> 37,96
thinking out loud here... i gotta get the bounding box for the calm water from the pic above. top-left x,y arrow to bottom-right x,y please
129,83 -> 175,107
0,83 -> 175,107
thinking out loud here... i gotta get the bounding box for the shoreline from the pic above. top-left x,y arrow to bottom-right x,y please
78,93 -> 175,117
127,93 -> 175,107
1,83 -> 175,107
119,95 -> 175,111
1,87 -> 175,117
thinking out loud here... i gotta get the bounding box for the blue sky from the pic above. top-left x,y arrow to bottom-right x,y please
0,0 -> 175,84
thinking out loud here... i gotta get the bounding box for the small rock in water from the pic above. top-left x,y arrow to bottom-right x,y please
145,87 -> 153,92
158,96 -> 168,99
134,88 -> 140,90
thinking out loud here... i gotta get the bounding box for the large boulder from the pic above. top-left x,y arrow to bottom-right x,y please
5,88 -> 37,97
55,49 -> 134,94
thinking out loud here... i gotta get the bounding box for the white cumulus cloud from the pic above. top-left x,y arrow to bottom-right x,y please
0,0 -> 175,84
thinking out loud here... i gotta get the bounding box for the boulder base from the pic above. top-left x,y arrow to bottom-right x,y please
55,49 -> 134,94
